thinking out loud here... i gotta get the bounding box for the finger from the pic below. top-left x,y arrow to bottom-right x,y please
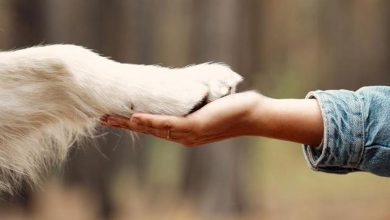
134,126 -> 190,140
104,114 -> 194,141
101,117 -> 191,150
100,114 -> 109,122
106,124 -> 130,130
131,113 -> 193,132
104,115 -> 153,134
132,126 -> 187,143
105,115 -> 131,127
143,126 -> 170,139
169,131 -> 190,139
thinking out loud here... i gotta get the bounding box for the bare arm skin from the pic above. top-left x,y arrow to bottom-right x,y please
102,91 -> 324,147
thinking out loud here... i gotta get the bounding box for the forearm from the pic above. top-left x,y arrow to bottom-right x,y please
250,95 -> 324,146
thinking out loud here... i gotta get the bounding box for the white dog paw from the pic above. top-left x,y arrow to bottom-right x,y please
126,63 -> 243,116
185,63 -> 243,102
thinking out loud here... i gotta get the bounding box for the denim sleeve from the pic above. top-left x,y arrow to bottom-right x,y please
303,86 -> 390,176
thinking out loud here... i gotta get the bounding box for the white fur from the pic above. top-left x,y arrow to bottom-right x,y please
0,44 -> 242,195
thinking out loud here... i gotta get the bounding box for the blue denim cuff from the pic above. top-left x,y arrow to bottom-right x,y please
303,90 -> 365,174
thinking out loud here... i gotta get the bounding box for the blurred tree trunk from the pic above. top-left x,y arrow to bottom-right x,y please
181,0 -> 260,214
3,0 -> 46,48
317,0 -> 390,89
0,0 -> 46,209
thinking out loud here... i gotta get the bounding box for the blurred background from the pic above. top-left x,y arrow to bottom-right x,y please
0,0 -> 390,219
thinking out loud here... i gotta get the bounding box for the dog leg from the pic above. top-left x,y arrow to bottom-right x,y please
0,44 -> 242,194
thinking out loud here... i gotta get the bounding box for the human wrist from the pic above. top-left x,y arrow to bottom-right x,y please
249,96 -> 324,145
239,91 -> 268,136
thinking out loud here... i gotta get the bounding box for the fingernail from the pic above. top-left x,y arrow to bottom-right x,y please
100,116 -> 108,122
105,119 -> 118,126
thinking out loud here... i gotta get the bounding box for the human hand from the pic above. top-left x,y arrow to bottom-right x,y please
101,91 -> 263,147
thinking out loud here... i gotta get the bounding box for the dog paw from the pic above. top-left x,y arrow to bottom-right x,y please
185,63 -> 243,102
126,63 -> 243,116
